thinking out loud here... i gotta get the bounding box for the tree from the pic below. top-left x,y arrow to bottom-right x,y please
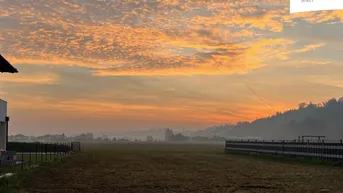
146,136 -> 153,142
221,97 -> 343,139
170,133 -> 189,141
298,103 -> 307,109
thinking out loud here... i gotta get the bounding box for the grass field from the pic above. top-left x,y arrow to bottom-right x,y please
7,143 -> 343,193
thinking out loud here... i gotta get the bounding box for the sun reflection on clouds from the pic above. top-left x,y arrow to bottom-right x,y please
1,0 -> 343,133
0,0 -> 334,76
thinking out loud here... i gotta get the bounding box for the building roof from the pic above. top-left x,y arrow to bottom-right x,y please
0,54 -> 18,73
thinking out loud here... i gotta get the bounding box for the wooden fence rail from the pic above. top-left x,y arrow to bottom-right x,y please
225,140 -> 343,160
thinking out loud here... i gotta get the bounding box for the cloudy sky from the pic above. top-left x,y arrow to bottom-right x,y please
1,0 -> 343,135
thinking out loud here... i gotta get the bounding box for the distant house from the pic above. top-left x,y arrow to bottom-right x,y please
146,136 -> 153,142
165,129 -> 173,141
37,133 -> 66,141
0,54 -> 18,73
11,134 -> 29,141
70,133 -> 94,141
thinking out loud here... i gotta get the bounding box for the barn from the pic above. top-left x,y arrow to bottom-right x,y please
0,54 -> 18,152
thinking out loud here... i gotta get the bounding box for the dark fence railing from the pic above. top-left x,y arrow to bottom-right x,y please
225,140 -> 343,160
0,142 -> 81,173
0,141 -> 81,192
7,142 -> 71,153
71,142 -> 81,152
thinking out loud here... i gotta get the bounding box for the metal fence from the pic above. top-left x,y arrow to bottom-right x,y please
225,139 -> 343,160
1,142 -> 81,172
71,142 -> 81,152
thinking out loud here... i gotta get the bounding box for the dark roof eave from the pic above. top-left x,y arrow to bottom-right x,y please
0,54 -> 19,73
0,68 -> 18,73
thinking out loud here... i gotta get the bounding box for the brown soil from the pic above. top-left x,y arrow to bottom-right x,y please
15,143 -> 343,193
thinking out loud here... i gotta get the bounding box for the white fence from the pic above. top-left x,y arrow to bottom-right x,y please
225,140 -> 343,160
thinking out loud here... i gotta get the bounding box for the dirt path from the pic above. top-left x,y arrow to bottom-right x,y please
14,144 -> 343,193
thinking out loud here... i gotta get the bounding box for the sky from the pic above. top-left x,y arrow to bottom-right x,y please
1,0 -> 343,135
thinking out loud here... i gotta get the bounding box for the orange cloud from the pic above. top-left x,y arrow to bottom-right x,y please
294,43 -> 325,53
4,91 -> 283,125
0,0 -> 340,77
0,73 -> 58,84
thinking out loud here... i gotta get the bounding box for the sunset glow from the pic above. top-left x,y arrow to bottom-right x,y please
1,0 -> 343,135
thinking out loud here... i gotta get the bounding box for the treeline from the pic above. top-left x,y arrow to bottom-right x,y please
9,133 -> 129,142
211,97 -> 343,140
165,129 -> 226,142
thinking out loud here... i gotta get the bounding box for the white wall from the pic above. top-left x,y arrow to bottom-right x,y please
0,122 -> 6,150
0,99 -> 6,123
0,99 -> 7,150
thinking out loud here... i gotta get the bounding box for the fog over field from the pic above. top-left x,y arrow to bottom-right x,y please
9,97 -> 343,142
93,97 -> 343,141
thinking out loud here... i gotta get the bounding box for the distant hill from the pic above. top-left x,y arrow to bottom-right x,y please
189,124 -> 235,137
205,97 -> 343,140
10,97 -> 343,141
97,97 -> 343,140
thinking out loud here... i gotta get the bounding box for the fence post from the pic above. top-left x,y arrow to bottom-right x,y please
29,151 -> 32,167
271,140 -> 274,155
21,151 -> 24,170
282,140 -> 285,156
295,139 -> 298,157
224,140 -> 227,153
45,144 -> 48,162
57,143 -> 59,159
340,140 -> 343,160
306,140 -> 311,158
57,143 -> 59,158
63,143 -> 65,156
335,140 -> 338,160
35,143 -> 38,165
53,143 -> 56,159
56,143 -> 58,158
40,143 -> 43,163
49,143 -> 52,161
58,143 -> 61,158
56,143 -> 58,159
322,140 -> 325,160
